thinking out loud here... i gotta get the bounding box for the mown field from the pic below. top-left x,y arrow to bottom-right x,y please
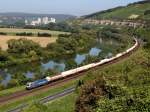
0,35 -> 57,50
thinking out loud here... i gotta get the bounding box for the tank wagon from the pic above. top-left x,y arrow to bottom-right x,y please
26,38 -> 138,90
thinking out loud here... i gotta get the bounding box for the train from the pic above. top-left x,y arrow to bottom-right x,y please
26,38 -> 138,90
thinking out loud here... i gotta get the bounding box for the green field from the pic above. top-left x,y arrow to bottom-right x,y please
0,28 -> 68,36
0,86 -> 25,97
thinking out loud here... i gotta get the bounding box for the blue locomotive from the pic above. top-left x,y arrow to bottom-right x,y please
26,78 -> 49,90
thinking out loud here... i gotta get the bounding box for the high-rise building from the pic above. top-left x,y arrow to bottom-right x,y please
25,17 -> 56,26
50,18 -> 56,23
43,17 -> 49,24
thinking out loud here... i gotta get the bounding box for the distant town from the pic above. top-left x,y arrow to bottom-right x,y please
25,17 -> 56,26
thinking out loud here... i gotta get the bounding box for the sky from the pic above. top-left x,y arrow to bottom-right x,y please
0,0 -> 141,16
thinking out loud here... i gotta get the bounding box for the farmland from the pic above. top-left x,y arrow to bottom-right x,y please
0,35 -> 57,50
0,28 -> 69,50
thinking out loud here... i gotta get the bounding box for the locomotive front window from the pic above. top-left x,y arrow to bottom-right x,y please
26,83 -> 32,87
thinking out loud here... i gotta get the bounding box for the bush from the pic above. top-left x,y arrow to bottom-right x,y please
58,34 -> 71,38
7,79 -> 19,88
0,84 -> 5,90
75,77 -> 106,112
7,38 -> 42,55
37,33 -> 51,37
0,32 -> 7,35
144,10 -> 150,15
16,32 -> 33,36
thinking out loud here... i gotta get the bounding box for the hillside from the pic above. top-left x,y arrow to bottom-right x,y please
84,0 -> 150,20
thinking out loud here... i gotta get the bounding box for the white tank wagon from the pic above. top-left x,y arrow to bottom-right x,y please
26,38 -> 139,90
61,63 -> 95,77
126,38 -> 138,53
46,63 -> 95,82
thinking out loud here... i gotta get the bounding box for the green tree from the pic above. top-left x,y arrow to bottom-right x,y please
7,38 -> 42,55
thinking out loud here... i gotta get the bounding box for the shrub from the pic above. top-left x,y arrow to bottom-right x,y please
16,32 -> 33,36
0,32 -> 7,35
37,33 -> 51,37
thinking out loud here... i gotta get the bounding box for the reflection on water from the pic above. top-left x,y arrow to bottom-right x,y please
108,52 -> 113,57
41,61 -> 66,72
75,54 -> 86,65
25,71 -> 34,79
89,47 -> 102,56
1,74 -> 11,86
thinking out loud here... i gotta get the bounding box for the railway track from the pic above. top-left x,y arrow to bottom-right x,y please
0,39 -> 140,105
8,86 -> 75,112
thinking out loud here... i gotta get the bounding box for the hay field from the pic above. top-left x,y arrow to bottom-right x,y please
0,35 -> 57,50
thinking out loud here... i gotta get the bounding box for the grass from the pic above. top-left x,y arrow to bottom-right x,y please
23,93 -> 77,112
0,35 -> 57,50
46,93 -> 77,112
0,85 -> 25,97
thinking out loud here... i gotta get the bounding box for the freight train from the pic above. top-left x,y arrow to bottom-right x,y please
26,38 -> 138,90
